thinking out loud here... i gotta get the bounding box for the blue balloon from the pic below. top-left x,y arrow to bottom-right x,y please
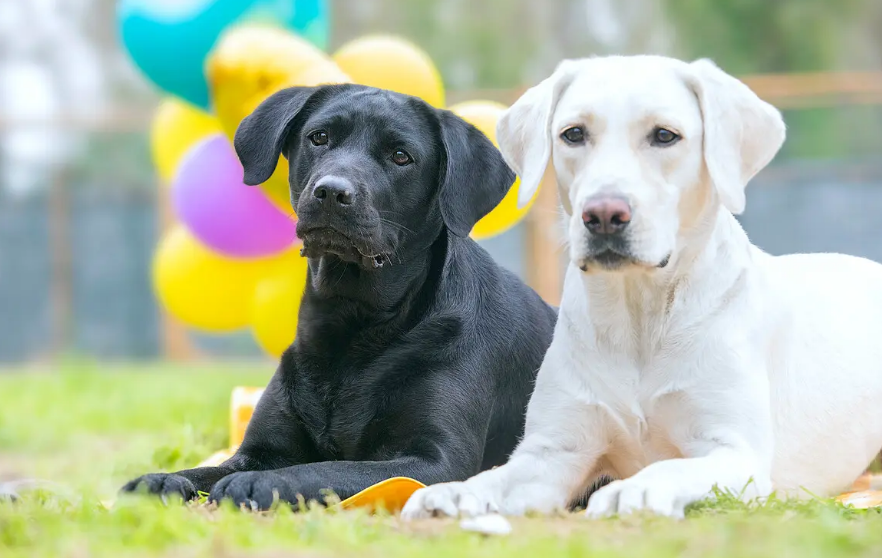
118,0 -> 329,110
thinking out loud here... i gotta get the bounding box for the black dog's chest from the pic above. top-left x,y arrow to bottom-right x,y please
287,319 -> 455,463
289,358 -> 387,461
284,275 -> 466,464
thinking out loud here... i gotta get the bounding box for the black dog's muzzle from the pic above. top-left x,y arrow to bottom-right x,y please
296,176 -> 388,269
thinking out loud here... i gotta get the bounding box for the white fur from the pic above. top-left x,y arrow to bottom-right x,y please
402,55 -> 882,520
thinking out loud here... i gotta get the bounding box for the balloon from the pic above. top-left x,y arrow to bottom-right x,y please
171,134 -> 298,258
151,99 -> 222,182
246,0 -> 329,50
208,25 -> 339,137
294,59 -> 353,87
333,35 -> 445,107
153,226 -> 296,332
118,0 -> 329,109
449,100 -> 539,240
208,24 -> 351,211
250,254 -> 309,357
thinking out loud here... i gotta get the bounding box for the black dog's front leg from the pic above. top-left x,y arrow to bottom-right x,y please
119,456 -> 249,502
207,367 -> 495,511
121,373 -> 318,502
208,457 -> 461,510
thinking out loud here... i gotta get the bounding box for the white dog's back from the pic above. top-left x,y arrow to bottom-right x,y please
764,252 -> 882,494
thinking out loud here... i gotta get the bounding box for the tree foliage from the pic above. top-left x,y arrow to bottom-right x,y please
663,0 -> 867,74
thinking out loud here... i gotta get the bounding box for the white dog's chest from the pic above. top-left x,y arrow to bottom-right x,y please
562,293 -> 722,479
594,384 -> 691,478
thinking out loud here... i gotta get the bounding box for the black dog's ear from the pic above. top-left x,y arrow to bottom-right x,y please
437,110 -> 517,237
233,87 -> 318,186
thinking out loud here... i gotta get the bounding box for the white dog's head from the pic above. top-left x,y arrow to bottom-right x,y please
498,55 -> 785,273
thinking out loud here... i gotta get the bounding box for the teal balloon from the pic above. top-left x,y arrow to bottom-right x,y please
118,0 -> 329,110
244,0 -> 329,50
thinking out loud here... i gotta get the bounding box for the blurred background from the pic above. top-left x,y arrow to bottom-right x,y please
1,0 -> 882,365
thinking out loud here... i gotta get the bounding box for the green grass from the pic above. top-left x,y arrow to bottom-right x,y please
1,362 -> 881,558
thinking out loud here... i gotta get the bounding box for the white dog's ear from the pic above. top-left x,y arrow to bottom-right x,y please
497,59 -> 580,212
686,59 -> 786,215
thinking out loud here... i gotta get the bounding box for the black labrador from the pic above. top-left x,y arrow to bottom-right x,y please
121,84 -> 557,510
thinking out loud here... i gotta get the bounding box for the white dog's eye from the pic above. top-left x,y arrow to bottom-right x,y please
651,127 -> 680,147
560,127 -> 586,145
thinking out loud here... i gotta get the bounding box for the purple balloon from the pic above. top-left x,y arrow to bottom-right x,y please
172,134 -> 298,258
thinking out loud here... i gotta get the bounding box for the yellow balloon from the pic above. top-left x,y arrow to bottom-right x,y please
208,25 -> 337,137
250,253 -> 309,357
295,60 -> 352,87
150,99 -> 221,182
207,24 -> 351,212
153,226 -> 299,333
333,35 -> 445,107
449,100 -> 540,240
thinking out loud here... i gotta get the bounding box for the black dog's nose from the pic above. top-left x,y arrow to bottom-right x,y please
582,195 -> 632,235
313,176 -> 355,206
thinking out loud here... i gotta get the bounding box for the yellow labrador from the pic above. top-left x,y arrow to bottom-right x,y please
402,55 -> 882,519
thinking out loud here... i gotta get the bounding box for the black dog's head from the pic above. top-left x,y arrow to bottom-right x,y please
234,84 -> 516,270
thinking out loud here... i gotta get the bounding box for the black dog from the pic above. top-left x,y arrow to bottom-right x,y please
121,84 -> 557,510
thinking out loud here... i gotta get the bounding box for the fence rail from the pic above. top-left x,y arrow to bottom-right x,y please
2,70 -> 882,131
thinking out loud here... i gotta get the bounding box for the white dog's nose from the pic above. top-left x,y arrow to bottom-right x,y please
582,195 -> 632,235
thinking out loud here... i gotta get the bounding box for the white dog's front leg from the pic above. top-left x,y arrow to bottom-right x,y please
583,342 -> 775,519
402,341 -> 608,520
586,446 -> 771,519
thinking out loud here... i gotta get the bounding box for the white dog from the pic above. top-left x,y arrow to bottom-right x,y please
402,55 -> 882,519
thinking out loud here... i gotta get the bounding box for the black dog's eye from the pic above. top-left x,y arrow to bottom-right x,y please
561,127 -> 585,145
651,127 -> 680,146
391,149 -> 413,166
308,131 -> 329,146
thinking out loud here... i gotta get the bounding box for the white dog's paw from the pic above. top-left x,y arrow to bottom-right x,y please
401,482 -> 498,520
585,479 -> 685,519
494,482 -> 567,516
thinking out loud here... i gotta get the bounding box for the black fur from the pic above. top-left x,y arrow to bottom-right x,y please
121,84 -> 557,510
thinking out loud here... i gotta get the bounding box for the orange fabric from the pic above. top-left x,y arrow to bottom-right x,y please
229,387 -> 265,449
339,477 -> 426,512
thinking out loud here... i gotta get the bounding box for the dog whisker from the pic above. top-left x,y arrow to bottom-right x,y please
378,217 -> 415,235
330,259 -> 347,290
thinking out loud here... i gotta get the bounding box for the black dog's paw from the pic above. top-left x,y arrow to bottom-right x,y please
120,473 -> 197,503
208,471 -> 295,511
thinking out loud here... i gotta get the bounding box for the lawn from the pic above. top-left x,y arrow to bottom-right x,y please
1,362 -> 881,558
